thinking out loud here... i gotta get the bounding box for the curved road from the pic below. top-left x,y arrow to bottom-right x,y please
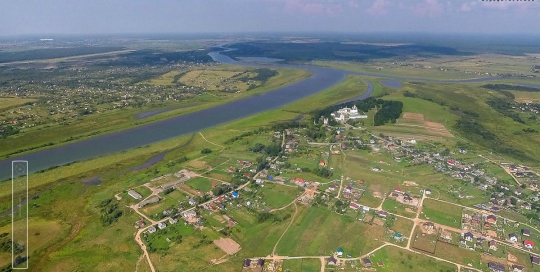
0,49 -> 536,180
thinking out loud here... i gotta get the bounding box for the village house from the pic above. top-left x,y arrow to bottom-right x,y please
375,210 -> 388,218
169,218 -> 178,224
328,256 -> 337,266
157,222 -> 166,230
525,240 -> 535,249
423,222 -> 435,232
489,240 -> 498,251
488,262 -> 505,272
472,215 -> 481,225
147,225 -> 157,234
531,255 -> 540,265
512,264 -> 524,272
362,258 -> 372,267
523,229 -> 531,237
336,247 -> 344,257
463,232 -> 474,242
182,210 -> 197,219
349,202 -> 360,210
440,230 -> 452,241
509,233 -> 519,243
138,196 -> 160,208
486,215 -> 497,224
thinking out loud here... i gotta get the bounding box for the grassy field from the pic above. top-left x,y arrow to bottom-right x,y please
381,197 -> 416,219
513,90 -> 540,102
421,199 -> 462,229
433,242 -> 482,270
282,259 -> 320,272
258,183 -> 301,209
228,205 -> 295,257
0,218 -> 69,268
178,67 -> 251,91
0,97 -> 37,110
185,177 -> 215,193
315,53 -> 540,80
275,206 -> 385,257
313,60 -> 481,80
371,245 -> 458,272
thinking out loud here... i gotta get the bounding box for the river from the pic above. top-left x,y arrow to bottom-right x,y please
0,50 -> 529,181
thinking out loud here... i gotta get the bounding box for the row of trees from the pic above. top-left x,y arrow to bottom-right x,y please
482,84 -> 540,93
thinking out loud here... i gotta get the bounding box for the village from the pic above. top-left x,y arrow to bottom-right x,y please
109,107 -> 540,272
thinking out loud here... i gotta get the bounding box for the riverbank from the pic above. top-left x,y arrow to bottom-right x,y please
0,66 -> 311,160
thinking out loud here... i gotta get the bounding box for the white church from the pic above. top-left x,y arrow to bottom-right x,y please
330,105 -> 368,123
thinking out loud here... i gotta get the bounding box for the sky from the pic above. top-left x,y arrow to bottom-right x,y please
0,0 -> 539,36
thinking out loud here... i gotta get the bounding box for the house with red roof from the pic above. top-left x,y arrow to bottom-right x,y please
350,202 -> 360,210
525,240 -> 535,249
447,160 -> 455,166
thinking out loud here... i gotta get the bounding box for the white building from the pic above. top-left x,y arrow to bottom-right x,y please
128,189 -> 142,200
158,222 -> 167,229
330,105 -> 368,123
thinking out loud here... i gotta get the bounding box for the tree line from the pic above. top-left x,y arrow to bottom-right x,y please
486,97 -> 525,124
482,84 -> 540,93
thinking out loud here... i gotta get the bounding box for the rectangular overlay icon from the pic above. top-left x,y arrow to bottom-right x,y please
12,160 -> 28,269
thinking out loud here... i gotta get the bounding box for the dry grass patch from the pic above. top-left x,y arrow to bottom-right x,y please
402,112 -> 425,121
213,237 -> 241,255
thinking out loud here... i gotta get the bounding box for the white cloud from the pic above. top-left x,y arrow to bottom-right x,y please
411,0 -> 444,18
460,1 -> 476,12
366,0 -> 390,16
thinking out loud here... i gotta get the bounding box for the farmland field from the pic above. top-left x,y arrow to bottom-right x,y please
185,177 -> 215,193
257,183 -> 301,209
371,245 -> 458,272
433,242 -> 482,269
421,199 -> 462,229
0,97 -> 37,110
282,259 -> 320,272
382,198 -> 416,219
275,206 -> 385,257
228,205 -> 295,257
